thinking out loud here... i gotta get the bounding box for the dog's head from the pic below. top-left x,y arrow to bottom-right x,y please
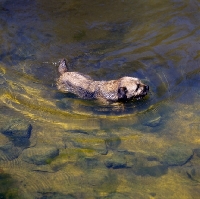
118,77 -> 149,101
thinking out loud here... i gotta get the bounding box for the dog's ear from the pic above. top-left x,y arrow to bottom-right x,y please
58,59 -> 68,74
118,87 -> 128,101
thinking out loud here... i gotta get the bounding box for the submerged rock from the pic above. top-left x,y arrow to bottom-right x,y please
145,116 -> 161,127
194,148 -> 200,158
0,170 -> 19,198
161,144 -> 193,166
0,75 -> 6,85
134,165 -> 168,177
2,119 -> 32,147
36,192 -> 76,199
103,192 -> 130,199
0,133 -> 10,149
185,166 -> 200,182
0,133 -> 22,160
78,157 -> 99,170
105,136 -> 121,150
93,172 -> 118,194
66,135 -> 107,155
126,152 -> 168,177
2,119 -> 32,138
21,146 -> 59,165
105,154 -> 127,169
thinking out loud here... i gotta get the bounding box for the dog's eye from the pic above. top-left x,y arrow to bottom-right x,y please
135,84 -> 140,91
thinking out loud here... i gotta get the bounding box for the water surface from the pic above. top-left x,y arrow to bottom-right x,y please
0,0 -> 200,198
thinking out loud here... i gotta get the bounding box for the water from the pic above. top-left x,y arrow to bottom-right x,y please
0,0 -> 200,198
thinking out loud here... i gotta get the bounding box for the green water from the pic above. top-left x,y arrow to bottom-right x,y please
0,0 -> 200,198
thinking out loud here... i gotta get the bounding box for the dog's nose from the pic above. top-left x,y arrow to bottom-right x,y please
145,85 -> 149,91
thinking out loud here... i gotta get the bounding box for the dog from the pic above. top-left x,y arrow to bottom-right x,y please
57,59 -> 149,102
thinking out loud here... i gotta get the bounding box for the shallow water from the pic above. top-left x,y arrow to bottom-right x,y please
0,0 -> 200,198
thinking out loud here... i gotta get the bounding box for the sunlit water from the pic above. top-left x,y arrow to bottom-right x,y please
0,0 -> 200,198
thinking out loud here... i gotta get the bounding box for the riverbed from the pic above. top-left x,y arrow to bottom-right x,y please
0,0 -> 200,198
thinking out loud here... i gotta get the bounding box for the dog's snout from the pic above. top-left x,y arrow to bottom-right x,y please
145,85 -> 149,91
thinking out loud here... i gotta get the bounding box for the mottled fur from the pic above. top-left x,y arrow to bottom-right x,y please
57,59 -> 149,102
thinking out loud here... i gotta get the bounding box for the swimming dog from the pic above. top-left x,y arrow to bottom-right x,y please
57,59 -> 149,102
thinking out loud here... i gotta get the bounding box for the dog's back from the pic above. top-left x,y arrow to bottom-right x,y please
57,71 -> 97,99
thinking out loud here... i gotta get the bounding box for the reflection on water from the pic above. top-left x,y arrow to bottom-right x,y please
1,0 -> 200,198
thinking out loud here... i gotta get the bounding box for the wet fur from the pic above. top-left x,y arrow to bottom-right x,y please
57,59 -> 149,102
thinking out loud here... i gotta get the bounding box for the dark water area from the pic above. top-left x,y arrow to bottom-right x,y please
0,0 -> 200,198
